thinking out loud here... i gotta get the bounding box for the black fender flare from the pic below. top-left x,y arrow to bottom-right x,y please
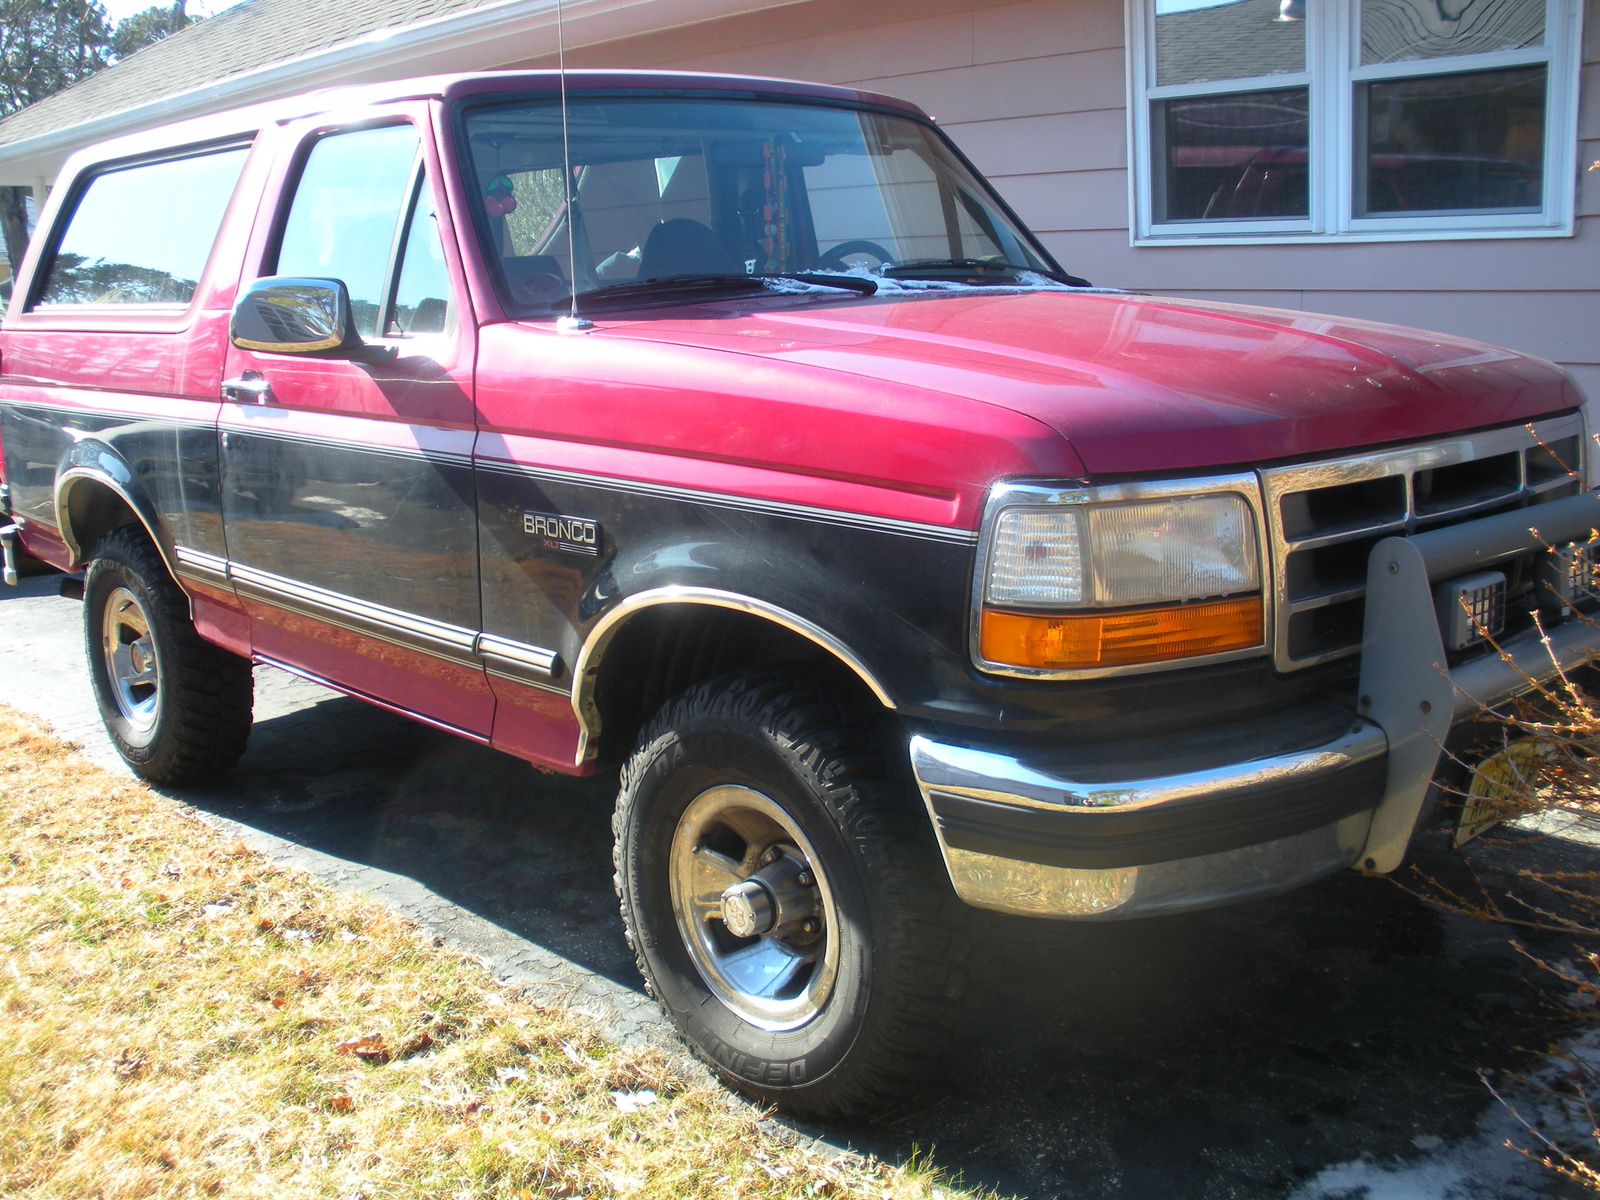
569,585 -> 897,765
53,439 -> 178,582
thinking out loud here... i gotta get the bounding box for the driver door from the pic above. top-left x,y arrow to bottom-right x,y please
220,109 -> 492,736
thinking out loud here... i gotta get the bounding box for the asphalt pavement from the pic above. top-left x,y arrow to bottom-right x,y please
4,569 -> 1595,1200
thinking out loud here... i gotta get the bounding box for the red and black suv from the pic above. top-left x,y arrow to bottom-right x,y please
2,69 -> 1596,1116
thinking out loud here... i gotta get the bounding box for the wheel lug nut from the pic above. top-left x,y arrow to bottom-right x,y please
802,919 -> 819,934
797,871 -> 812,887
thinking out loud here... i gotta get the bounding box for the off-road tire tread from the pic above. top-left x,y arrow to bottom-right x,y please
613,667 -> 973,1119
85,525 -> 253,784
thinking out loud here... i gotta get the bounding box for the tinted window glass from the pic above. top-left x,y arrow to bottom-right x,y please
389,181 -> 451,335
37,146 -> 248,306
1156,87 -> 1310,221
1357,65 -> 1544,214
276,125 -> 418,338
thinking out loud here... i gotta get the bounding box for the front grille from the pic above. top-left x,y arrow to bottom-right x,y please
1260,415 -> 1586,671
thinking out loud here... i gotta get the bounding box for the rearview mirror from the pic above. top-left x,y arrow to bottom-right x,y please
231,277 -> 361,355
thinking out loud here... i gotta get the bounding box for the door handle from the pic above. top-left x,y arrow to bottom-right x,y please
221,371 -> 273,405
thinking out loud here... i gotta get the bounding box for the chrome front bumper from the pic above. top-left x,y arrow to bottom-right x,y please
915,490 -> 1600,920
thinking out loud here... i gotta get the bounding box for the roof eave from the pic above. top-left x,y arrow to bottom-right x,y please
0,0 -> 809,185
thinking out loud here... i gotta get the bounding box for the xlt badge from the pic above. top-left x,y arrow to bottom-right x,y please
523,510 -> 601,556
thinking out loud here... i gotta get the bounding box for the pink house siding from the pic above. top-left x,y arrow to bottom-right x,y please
516,0 -> 1599,409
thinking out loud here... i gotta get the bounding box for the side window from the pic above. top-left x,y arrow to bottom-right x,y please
274,124 -> 420,338
35,145 -> 248,307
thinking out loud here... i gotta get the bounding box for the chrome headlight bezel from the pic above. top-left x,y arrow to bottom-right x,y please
969,474 -> 1273,680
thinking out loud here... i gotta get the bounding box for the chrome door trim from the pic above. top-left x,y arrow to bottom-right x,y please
231,561 -> 482,666
173,545 -> 231,590
479,632 -> 564,688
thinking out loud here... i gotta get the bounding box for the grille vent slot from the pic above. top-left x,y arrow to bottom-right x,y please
1260,416 -> 1586,671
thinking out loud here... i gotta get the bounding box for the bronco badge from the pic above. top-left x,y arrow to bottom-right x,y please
523,510 -> 601,556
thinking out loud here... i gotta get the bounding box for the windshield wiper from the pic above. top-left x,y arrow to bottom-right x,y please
881,259 -> 1092,287
557,272 -> 877,314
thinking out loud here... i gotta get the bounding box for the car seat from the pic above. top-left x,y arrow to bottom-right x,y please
635,219 -> 742,280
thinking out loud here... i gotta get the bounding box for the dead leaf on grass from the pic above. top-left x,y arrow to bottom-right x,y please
325,1094 -> 354,1113
335,1033 -> 389,1063
396,1030 -> 433,1058
112,1050 -> 148,1078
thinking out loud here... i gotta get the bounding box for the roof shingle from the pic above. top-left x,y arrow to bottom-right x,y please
0,0 -> 511,148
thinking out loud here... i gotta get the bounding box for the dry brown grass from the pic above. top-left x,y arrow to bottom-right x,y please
0,706 -> 979,1200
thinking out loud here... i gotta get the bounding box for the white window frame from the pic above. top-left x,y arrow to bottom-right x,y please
1126,0 -> 1584,244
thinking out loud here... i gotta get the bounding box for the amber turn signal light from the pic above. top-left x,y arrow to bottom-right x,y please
980,596 -> 1264,670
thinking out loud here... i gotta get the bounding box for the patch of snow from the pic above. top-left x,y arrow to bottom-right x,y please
610,1088 -> 658,1113
1294,1029 -> 1600,1200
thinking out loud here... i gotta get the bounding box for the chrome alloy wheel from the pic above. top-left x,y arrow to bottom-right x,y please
668,785 -> 841,1031
101,585 -> 160,734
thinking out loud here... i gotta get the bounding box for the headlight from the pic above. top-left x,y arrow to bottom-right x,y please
977,487 -> 1265,672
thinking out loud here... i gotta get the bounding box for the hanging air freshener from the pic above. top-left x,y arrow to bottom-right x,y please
484,174 -> 518,217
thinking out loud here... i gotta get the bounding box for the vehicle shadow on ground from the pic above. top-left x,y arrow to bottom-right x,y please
170,688 -> 1588,1200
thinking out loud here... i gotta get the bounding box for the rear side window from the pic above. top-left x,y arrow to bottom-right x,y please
36,145 -> 248,307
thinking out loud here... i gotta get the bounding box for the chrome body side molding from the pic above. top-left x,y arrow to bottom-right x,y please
479,632 -> 564,689
178,551 -> 567,686
232,561 -> 481,666
173,545 -> 231,590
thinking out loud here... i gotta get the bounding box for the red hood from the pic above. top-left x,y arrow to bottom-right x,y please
606,290 -> 1581,475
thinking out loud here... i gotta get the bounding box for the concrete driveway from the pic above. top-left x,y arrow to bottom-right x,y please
4,569 -> 1592,1200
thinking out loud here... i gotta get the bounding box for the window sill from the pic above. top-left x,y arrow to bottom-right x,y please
1132,221 -> 1576,247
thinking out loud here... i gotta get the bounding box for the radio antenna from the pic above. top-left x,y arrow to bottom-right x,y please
554,0 -> 592,332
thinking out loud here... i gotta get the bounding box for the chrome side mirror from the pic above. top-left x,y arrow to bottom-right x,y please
230,277 -> 361,355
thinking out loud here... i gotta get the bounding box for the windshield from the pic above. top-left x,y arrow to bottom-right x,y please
458,94 -> 1060,314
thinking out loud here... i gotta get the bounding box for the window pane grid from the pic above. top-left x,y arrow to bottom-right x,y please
1131,0 -> 1573,241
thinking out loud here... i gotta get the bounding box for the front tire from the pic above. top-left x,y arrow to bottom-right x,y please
84,525 -> 253,783
613,668 -> 970,1118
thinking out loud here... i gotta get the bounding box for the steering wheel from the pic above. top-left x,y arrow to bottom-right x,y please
814,240 -> 895,273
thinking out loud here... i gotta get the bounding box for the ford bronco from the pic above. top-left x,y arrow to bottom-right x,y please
2,69 -> 1597,1117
